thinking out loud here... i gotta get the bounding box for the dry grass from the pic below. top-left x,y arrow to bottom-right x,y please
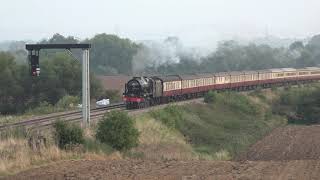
0,137 -> 76,176
0,115 -> 34,125
0,127 -> 121,177
132,115 -> 198,160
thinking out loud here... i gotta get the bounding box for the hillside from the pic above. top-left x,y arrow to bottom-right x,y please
4,85 -> 320,179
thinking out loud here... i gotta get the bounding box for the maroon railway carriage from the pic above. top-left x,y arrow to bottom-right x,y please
123,67 -> 320,109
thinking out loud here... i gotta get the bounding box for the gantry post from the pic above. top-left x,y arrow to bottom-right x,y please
82,49 -> 90,127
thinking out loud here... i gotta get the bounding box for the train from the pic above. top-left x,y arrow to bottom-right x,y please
123,67 -> 320,109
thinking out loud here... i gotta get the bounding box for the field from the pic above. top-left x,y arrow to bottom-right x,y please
97,75 -> 130,91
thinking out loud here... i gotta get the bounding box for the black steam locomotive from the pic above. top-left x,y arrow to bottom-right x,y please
123,76 -> 163,109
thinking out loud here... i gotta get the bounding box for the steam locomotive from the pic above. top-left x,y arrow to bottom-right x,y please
123,67 -> 320,109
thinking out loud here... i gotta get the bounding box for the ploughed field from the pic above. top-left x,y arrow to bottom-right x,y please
6,125 -> 320,180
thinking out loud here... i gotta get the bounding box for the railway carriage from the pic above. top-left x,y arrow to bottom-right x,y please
214,72 -> 229,89
229,71 -> 245,89
282,68 -> 297,82
270,69 -> 285,83
123,66 -> 320,109
160,75 -> 181,97
257,69 -> 272,86
304,67 -> 320,81
243,71 -> 259,86
180,75 -> 198,95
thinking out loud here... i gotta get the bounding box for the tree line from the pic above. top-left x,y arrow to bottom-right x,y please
4,33 -> 320,76
0,51 -> 103,114
144,35 -> 320,75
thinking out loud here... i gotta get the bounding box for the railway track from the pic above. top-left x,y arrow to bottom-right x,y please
0,103 -> 125,131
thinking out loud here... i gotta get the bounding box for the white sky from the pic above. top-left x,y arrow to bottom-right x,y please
1,0 -> 319,46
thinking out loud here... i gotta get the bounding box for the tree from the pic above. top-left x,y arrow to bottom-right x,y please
297,90 -> 320,124
0,52 -> 25,114
96,111 -> 139,151
87,33 -> 139,75
0,51 -> 103,114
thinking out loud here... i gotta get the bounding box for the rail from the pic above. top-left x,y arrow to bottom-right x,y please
0,103 -> 125,131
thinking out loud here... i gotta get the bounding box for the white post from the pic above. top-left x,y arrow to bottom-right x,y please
82,49 -> 90,127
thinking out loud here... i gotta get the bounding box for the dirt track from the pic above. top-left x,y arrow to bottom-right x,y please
6,125 -> 320,180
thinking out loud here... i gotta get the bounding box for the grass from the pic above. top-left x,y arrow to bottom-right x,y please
149,91 -> 287,159
0,137 -> 79,176
0,126 -> 118,177
131,115 -> 197,160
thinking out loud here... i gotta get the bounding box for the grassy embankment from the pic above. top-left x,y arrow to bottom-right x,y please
131,88 -> 287,160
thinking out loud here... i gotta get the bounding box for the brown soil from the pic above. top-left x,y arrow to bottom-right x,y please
5,159 -> 320,180
5,125 -> 320,180
237,125 -> 320,161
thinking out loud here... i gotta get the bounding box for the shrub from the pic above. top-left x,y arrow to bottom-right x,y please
150,105 -> 184,129
56,95 -> 80,109
96,111 -> 139,151
83,138 -> 113,154
26,101 -> 55,115
53,120 -> 84,149
204,91 -> 218,103
296,90 -> 320,124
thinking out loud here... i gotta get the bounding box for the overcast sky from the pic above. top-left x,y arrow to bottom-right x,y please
1,0 -> 319,46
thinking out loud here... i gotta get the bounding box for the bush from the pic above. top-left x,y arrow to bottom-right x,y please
53,120 -> 84,149
150,105 -> 184,129
296,90 -> 320,124
55,95 -> 80,109
26,101 -> 55,115
96,111 -> 139,151
204,91 -> 259,115
204,91 -> 218,103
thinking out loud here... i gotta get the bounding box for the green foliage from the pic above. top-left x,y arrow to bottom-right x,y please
296,89 -> 320,124
205,91 -> 259,115
150,105 -> 184,129
204,91 -> 218,103
0,52 -> 25,114
96,111 -> 139,151
53,120 -> 84,149
87,33 -> 140,75
26,101 -> 55,115
147,35 -> 320,74
55,95 -> 80,109
150,94 -> 286,158
0,50 -> 103,115
273,84 -> 320,124
83,138 -> 113,154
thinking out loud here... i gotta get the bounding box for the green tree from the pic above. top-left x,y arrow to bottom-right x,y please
87,33 -> 140,75
297,90 -> 320,124
0,52 -> 25,114
96,111 -> 139,151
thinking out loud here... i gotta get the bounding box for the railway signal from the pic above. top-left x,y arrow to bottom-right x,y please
28,50 -> 40,76
26,44 -> 91,127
